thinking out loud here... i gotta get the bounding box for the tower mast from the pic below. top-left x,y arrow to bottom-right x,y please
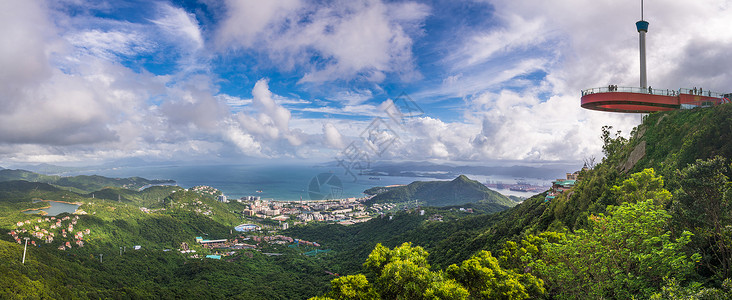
636,0 -> 649,89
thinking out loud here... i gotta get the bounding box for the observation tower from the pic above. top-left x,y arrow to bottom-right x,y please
580,1 -> 730,113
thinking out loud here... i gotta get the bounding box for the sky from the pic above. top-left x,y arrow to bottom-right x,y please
1,0 -> 730,168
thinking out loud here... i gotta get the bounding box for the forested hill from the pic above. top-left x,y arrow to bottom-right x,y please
0,169 -> 174,193
365,175 -> 515,208
305,104 -> 732,299
2,104 -> 732,299
524,103 -> 732,232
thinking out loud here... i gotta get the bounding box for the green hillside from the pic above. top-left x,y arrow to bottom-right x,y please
0,178 -> 336,298
0,169 -> 175,193
366,175 -> 515,208
2,104 -> 732,299
83,185 -> 183,208
306,104 -> 732,299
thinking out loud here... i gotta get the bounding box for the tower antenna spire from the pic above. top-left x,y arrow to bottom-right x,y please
636,1 -> 649,88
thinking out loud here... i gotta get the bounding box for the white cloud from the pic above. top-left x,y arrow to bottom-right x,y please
151,3 -> 204,52
323,123 -> 345,149
223,121 -> 263,157
251,79 -> 292,134
448,14 -> 552,70
159,76 -> 230,134
327,89 -> 373,106
67,29 -> 153,61
0,0 -> 54,104
2,0 -> 728,167
367,92 -> 639,162
215,0 -> 430,84
218,94 -> 252,111
405,0 -> 729,163
300,104 -> 383,117
215,0 -> 303,48
231,79 -> 316,155
0,1 -> 249,163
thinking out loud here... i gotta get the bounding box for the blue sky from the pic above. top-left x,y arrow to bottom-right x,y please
1,0 -> 731,166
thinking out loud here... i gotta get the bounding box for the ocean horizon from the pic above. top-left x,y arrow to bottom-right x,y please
59,164 -> 545,201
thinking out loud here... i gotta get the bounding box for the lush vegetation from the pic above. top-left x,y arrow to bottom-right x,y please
0,179 -> 335,299
308,105 -> 732,299
313,243 -> 543,300
2,104 -> 732,299
0,238 -> 334,299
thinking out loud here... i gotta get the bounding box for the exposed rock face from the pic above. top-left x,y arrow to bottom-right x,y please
620,140 -> 646,173
656,114 -> 667,126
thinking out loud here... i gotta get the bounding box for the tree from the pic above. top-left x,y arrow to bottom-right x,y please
601,125 -> 628,163
364,242 -> 468,300
671,156 -> 732,281
583,156 -> 596,169
446,250 -> 543,300
612,168 -> 672,206
324,274 -> 378,300
530,200 -> 700,299
314,243 -> 542,300
651,277 -> 732,300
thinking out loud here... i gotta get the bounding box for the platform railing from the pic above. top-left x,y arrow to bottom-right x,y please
677,88 -> 727,99
581,86 -> 727,99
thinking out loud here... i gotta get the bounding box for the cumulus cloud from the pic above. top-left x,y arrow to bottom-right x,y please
0,1 -> 125,146
463,91 -> 639,161
363,92 -> 638,163
0,1 -> 237,163
228,78 -> 331,156
0,0 -> 54,107
223,121 -> 263,157
1,0 -> 728,167
215,0 -> 430,83
236,79 -> 293,140
404,0 -> 729,162
323,123 -> 345,149
215,0 -> 303,48
159,76 -> 230,134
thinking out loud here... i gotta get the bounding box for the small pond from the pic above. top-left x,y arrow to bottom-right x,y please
24,201 -> 80,216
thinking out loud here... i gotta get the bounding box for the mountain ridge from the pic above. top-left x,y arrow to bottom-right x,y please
0,169 -> 175,193
365,174 -> 516,208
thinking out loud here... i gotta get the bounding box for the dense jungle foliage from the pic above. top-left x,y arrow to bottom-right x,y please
1,104 -> 732,299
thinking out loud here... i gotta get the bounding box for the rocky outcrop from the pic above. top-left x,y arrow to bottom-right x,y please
620,140 -> 646,173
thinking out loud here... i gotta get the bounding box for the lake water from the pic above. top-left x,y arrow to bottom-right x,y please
24,201 -> 80,216
60,164 -> 547,201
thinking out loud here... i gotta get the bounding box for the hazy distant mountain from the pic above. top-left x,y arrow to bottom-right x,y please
365,175 -> 515,207
8,163 -> 82,175
0,169 -> 175,193
347,161 -> 576,180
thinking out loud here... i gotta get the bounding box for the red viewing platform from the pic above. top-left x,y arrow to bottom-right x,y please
581,86 -> 730,113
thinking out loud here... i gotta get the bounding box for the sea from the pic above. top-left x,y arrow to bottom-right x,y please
60,164 -> 546,201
